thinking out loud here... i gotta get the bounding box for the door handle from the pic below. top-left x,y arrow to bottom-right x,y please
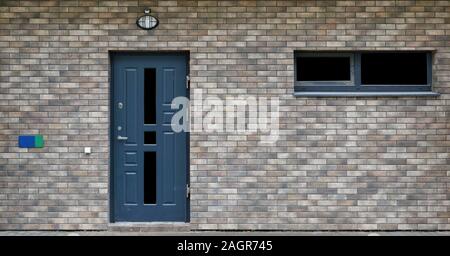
117,135 -> 128,141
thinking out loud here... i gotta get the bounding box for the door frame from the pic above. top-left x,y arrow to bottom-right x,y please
108,51 -> 190,223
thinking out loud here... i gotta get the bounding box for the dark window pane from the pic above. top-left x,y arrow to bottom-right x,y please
297,57 -> 351,81
144,132 -> 156,145
361,53 -> 428,85
144,151 -> 156,204
144,68 -> 156,124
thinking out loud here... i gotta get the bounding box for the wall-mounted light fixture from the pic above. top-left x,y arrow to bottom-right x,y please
136,9 -> 159,30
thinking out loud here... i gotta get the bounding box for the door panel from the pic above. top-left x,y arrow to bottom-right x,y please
125,173 -> 138,205
125,68 -> 138,144
112,53 -> 188,222
163,132 -> 175,205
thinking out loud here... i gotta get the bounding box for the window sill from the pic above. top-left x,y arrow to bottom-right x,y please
293,91 -> 440,97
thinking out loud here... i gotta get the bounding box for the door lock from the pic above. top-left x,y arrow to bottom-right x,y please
117,135 -> 128,141
118,102 -> 123,109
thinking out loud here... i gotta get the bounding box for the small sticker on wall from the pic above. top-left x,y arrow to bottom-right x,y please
18,135 -> 44,148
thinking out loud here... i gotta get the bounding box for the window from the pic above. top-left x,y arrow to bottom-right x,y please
294,51 -> 436,96
297,56 -> 351,81
144,151 -> 156,204
144,68 -> 156,124
361,52 -> 428,85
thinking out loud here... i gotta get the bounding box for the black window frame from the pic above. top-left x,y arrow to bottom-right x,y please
294,51 -> 435,96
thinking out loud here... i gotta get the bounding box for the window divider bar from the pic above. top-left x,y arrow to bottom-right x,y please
427,52 -> 433,86
354,53 -> 361,89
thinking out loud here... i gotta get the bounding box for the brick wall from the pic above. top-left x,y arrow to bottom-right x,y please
0,0 -> 449,230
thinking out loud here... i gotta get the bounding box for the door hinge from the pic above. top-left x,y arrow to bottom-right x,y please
186,75 -> 190,89
186,184 -> 190,198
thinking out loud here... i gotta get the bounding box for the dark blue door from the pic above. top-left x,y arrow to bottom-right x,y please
112,53 -> 188,222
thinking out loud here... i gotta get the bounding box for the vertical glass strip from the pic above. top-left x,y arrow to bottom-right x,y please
144,151 -> 156,204
144,68 -> 156,124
